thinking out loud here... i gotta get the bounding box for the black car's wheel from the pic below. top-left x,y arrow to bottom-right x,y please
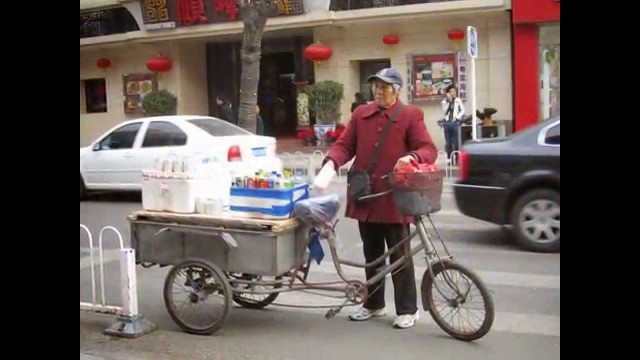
510,189 -> 560,252
80,175 -> 88,201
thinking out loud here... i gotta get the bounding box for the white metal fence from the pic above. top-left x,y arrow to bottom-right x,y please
279,150 -> 460,185
80,225 -> 154,338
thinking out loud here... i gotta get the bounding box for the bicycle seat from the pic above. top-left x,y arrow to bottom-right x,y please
294,194 -> 341,226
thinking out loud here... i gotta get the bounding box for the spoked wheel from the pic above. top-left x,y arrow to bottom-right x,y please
226,272 -> 282,309
421,260 -> 494,341
163,258 -> 232,335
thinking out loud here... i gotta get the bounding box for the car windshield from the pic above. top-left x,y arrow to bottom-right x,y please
187,118 -> 251,136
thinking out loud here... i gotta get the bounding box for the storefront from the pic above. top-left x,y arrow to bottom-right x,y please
80,0 -> 314,146
80,41 -> 209,146
512,0 -> 560,131
205,33 -> 315,138
81,0 -> 514,149
312,11 -> 513,150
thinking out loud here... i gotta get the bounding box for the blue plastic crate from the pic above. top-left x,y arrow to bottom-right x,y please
229,183 -> 310,219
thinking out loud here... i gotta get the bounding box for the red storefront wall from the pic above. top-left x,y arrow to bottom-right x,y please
512,0 -> 560,131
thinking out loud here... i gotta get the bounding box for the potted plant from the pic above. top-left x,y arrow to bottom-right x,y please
475,107 -> 498,126
296,128 -> 316,146
304,81 -> 344,144
142,89 -> 178,116
325,124 -> 345,144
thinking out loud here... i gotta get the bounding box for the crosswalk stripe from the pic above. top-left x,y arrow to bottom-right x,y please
267,294 -> 560,337
309,261 -> 560,290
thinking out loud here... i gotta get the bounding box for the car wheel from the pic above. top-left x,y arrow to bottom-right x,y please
510,189 -> 560,253
80,175 -> 88,201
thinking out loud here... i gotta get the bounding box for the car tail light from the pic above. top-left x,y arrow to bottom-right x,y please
459,150 -> 469,181
228,146 -> 242,162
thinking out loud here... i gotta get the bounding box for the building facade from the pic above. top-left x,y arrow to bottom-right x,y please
80,0 -> 516,151
511,0 -> 560,131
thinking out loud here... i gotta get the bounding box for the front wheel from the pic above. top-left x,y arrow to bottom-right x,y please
421,260 -> 494,341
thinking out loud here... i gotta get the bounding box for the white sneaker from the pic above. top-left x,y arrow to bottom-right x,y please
348,306 -> 387,321
393,311 -> 420,329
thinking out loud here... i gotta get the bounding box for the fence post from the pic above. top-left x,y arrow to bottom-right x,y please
95,226 -> 155,338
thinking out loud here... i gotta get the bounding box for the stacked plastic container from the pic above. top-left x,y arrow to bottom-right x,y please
142,153 -> 231,214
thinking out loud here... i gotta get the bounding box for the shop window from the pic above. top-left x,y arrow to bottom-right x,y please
83,79 -> 107,114
540,25 -> 560,120
80,7 -> 139,39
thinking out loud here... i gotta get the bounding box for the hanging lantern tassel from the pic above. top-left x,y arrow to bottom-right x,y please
382,34 -> 399,58
448,29 -> 465,51
454,39 -> 464,51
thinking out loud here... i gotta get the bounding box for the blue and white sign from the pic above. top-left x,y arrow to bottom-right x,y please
467,26 -> 478,59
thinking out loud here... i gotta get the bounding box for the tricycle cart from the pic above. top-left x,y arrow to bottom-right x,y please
129,171 -> 494,341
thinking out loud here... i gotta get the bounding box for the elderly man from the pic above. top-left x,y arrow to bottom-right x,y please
323,68 -> 438,329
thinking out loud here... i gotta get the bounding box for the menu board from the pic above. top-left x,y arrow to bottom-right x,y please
407,53 -> 457,103
123,73 -> 158,114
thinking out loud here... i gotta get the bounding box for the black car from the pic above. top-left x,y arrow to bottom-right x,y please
454,117 -> 560,252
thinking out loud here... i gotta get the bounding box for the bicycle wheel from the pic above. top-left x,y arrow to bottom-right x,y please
421,260 -> 494,341
163,258 -> 232,335
226,272 -> 282,309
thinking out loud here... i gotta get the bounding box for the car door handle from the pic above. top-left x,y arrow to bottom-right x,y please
123,154 -> 134,159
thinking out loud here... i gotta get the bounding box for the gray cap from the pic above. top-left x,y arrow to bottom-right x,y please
367,68 -> 403,87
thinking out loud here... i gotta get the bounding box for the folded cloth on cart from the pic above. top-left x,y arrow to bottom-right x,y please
293,194 -> 340,227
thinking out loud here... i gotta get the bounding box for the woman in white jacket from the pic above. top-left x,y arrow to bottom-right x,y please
440,85 -> 465,157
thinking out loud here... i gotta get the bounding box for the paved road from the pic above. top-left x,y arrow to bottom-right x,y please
80,185 -> 559,360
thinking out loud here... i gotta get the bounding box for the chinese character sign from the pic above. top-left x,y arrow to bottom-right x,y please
213,0 -> 239,21
178,0 -> 207,25
143,0 -> 170,22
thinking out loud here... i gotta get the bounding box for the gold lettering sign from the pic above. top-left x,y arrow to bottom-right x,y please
144,0 -> 170,23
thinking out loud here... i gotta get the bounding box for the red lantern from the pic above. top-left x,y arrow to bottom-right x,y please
303,43 -> 333,62
382,35 -> 399,45
448,29 -> 465,40
146,56 -> 172,72
96,58 -> 111,69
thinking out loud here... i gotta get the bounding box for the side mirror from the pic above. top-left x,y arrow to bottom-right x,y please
92,143 -> 101,151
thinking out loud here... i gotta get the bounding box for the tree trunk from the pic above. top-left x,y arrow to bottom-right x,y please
237,4 -> 267,134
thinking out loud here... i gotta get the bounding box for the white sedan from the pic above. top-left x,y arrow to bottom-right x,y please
80,115 -> 281,199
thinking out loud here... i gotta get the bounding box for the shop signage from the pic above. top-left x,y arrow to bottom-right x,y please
467,26 -> 478,59
140,0 -> 305,30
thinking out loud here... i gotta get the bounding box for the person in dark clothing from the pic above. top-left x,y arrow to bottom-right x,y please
216,95 -> 237,125
351,92 -> 367,113
256,104 -> 264,135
